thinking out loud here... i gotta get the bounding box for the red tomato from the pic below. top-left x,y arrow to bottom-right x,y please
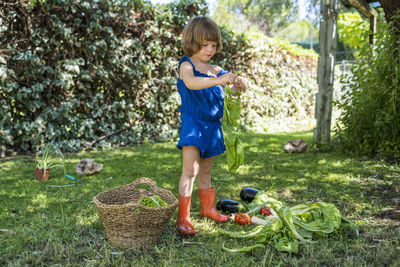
234,213 -> 251,225
260,206 -> 271,216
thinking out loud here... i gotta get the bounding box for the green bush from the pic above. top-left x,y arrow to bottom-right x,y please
0,0 -> 208,153
0,0 -> 317,155
291,41 -> 320,54
334,16 -> 400,159
238,33 -> 318,133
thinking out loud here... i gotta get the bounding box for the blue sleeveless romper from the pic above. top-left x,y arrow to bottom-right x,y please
176,56 -> 228,159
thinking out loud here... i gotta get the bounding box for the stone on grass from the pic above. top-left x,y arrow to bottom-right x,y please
283,139 -> 308,154
76,158 -> 103,176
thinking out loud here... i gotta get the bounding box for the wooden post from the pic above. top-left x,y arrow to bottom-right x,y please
369,14 -> 377,45
313,0 -> 338,144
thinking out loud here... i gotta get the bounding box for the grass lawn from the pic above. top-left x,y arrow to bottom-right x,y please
1,131 -> 399,266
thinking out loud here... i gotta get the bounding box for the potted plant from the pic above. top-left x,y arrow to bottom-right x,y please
35,142 -> 66,181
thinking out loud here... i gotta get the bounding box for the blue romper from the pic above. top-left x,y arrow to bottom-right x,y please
176,56 -> 228,159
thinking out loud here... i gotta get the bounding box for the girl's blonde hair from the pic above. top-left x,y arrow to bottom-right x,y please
181,16 -> 222,57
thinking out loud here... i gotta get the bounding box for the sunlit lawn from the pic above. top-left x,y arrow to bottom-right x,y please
1,131 -> 399,266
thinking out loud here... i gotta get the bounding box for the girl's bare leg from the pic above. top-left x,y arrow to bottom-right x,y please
177,146 -> 201,235
197,156 -> 214,189
179,146 -> 200,196
197,156 -> 229,222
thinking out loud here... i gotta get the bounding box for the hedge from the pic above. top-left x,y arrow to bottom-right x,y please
0,0 -> 317,155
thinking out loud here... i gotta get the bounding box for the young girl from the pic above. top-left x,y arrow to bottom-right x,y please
176,16 -> 247,235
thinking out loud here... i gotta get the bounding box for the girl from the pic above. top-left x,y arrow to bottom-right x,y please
176,16 -> 247,235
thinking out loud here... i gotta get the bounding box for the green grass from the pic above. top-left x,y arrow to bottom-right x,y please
1,131 -> 400,266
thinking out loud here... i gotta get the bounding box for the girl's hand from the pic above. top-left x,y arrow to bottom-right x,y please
219,72 -> 237,85
232,76 -> 248,91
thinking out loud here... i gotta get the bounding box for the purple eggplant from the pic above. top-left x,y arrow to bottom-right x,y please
217,199 -> 240,213
240,187 -> 259,202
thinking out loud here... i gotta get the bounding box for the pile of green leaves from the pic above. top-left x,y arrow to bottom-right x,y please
219,192 -> 353,253
222,85 -> 244,172
140,195 -> 168,207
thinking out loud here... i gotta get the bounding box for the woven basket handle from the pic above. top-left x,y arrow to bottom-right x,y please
130,177 -> 158,192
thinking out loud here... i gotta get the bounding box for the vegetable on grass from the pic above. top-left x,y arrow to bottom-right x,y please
140,195 -> 168,207
251,216 -> 269,225
219,194 -> 355,253
217,199 -> 245,213
260,206 -> 272,216
234,213 -> 251,225
246,190 -> 284,213
222,85 -> 244,172
240,187 -> 259,202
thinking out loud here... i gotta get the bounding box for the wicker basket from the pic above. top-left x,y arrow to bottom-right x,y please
93,177 -> 178,249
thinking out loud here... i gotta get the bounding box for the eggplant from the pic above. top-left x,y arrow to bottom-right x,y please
220,204 -> 239,213
216,199 -> 239,213
240,187 -> 259,202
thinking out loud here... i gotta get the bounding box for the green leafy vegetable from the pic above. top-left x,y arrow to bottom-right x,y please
140,195 -> 168,207
291,202 -> 342,235
222,85 -> 244,172
246,191 -> 284,214
219,194 -> 355,253
222,242 -> 265,252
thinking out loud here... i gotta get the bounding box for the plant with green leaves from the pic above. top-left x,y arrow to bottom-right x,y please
29,0 -> 64,10
214,0 -> 297,36
337,12 -> 370,50
222,85 -> 244,172
335,13 -> 400,159
36,142 -> 66,176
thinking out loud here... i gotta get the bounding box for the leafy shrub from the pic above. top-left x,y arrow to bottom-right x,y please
334,15 -> 400,159
0,0 -> 208,153
0,0 -> 317,155
337,12 -> 369,50
237,33 -> 318,133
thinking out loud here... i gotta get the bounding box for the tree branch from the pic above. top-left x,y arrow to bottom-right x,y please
85,126 -> 132,149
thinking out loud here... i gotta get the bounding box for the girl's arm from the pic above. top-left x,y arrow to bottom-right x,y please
180,61 -> 236,90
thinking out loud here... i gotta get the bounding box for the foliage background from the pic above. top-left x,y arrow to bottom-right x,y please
0,0 -> 317,155
334,14 -> 400,159
337,12 -> 370,50
212,0 -> 298,37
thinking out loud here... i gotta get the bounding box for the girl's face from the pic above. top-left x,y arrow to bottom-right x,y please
192,40 -> 217,62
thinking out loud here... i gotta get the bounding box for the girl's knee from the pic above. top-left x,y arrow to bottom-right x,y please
182,162 -> 199,179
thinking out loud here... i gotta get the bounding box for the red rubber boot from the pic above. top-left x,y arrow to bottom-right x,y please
176,195 -> 196,235
198,188 -> 230,222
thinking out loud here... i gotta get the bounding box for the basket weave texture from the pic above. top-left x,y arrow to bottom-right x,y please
93,177 -> 178,249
